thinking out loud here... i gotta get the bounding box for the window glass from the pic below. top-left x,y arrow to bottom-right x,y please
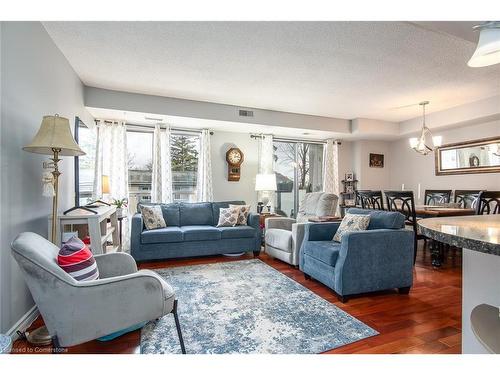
171,134 -> 200,202
77,125 -> 97,206
127,131 -> 153,212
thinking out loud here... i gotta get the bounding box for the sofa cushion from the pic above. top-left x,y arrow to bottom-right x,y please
265,228 -> 292,252
219,226 -> 256,239
347,208 -> 405,229
161,203 -> 180,227
302,241 -> 341,266
180,226 -> 221,241
216,207 -> 240,227
57,236 -> 99,281
141,227 -> 184,244
333,213 -> 370,242
212,201 -> 246,225
179,202 -> 214,226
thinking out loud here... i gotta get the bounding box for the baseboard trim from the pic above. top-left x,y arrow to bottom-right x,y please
6,305 -> 39,341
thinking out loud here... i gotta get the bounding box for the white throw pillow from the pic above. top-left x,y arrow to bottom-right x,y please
332,213 -> 370,242
216,207 -> 240,227
141,205 -> 167,230
229,204 -> 251,225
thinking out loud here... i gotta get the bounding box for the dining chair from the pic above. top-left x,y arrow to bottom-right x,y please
384,190 -> 421,264
355,190 -> 371,207
358,190 -> 385,210
424,190 -> 452,205
454,190 -> 481,209
476,191 -> 500,215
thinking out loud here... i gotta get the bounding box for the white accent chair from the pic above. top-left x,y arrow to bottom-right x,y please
265,192 -> 338,266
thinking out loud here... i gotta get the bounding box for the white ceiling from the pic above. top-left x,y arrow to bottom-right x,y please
44,21 -> 500,122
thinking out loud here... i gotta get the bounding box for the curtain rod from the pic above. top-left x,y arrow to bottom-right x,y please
98,120 -> 214,135
250,134 -> 329,145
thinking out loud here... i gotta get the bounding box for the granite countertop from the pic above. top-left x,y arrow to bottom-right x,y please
418,215 -> 500,256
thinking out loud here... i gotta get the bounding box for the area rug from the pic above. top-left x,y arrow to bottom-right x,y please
140,259 -> 377,354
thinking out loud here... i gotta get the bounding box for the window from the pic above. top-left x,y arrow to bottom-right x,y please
171,133 -> 200,202
127,130 -> 153,212
273,141 -> 324,217
75,118 -> 97,206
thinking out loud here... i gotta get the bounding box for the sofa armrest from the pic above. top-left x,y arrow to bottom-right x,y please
130,213 -> 143,257
334,229 -> 414,295
94,252 -> 138,278
52,270 -> 174,347
247,213 -> 262,252
266,217 -> 296,231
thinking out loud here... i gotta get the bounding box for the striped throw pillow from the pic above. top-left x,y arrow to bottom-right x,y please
57,237 -> 99,281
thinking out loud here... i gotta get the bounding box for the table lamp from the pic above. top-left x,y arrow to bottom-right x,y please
102,175 -> 110,198
255,173 -> 277,212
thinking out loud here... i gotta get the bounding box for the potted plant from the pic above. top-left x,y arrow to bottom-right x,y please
111,198 -> 128,217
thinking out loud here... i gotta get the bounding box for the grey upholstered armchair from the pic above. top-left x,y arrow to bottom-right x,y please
265,192 -> 338,266
11,232 -> 185,352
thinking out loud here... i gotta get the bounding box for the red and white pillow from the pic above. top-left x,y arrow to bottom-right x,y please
57,237 -> 99,281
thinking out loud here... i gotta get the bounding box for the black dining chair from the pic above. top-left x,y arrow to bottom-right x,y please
454,190 -> 481,209
424,190 -> 452,205
384,190 -> 422,264
476,191 -> 500,215
355,190 -> 371,207
358,190 -> 385,210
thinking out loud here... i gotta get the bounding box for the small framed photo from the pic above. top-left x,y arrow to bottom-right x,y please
369,153 -> 384,168
346,185 -> 354,193
345,172 -> 354,181
344,199 -> 355,206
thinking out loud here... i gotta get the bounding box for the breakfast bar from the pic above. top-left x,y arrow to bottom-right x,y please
418,215 -> 500,354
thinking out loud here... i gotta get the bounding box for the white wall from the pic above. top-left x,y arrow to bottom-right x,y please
211,131 -> 260,210
350,140 -> 391,190
0,22 -> 93,333
389,120 -> 500,202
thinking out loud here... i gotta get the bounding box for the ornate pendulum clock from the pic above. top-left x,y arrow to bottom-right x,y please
226,147 -> 244,181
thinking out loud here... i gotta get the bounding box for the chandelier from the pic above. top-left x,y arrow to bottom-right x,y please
409,101 -> 442,155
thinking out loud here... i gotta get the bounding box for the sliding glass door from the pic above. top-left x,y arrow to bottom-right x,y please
273,140 -> 324,218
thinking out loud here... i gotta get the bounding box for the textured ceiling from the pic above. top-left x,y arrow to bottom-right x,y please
43,21 -> 500,122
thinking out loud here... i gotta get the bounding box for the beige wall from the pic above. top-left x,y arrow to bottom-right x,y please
350,140 -> 392,190
211,131 -> 260,210
388,120 -> 500,203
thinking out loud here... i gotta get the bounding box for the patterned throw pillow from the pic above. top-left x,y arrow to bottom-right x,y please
141,205 -> 167,230
57,236 -> 99,281
229,204 -> 251,225
216,207 -> 240,227
332,213 -> 371,242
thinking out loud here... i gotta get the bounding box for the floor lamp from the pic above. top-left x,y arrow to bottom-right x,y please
22,114 -> 85,345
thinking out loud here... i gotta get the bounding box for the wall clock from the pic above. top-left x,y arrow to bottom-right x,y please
226,147 -> 244,181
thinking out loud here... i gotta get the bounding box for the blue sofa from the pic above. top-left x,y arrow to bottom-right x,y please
131,201 -> 261,261
300,208 -> 414,302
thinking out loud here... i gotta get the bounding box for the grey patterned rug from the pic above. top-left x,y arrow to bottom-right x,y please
140,259 -> 377,354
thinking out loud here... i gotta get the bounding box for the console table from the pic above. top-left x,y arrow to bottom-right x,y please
49,205 -> 120,254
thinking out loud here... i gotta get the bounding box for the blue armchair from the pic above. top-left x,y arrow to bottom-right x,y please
299,208 -> 414,302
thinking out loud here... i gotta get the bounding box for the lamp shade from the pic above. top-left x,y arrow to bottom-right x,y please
23,115 -> 85,156
255,173 -> 277,191
102,175 -> 110,194
468,24 -> 500,67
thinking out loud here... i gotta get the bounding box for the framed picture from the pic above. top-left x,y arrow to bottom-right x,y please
346,185 -> 354,193
345,172 -> 354,181
369,153 -> 384,168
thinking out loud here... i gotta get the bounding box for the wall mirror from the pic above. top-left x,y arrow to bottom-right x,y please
435,136 -> 500,175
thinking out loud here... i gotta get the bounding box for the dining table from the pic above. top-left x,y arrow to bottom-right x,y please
415,205 -> 476,267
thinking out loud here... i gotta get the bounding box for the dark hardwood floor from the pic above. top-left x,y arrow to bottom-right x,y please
12,243 -> 462,354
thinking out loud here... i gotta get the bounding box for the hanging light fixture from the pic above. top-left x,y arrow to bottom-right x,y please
409,101 -> 442,155
468,21 -> 500,67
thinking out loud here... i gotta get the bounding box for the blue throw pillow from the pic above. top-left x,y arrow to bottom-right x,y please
97,322 -> 147,341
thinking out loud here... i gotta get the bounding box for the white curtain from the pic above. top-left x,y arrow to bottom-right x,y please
93,119 -> 129,200
258,134 -> 274,204
151,124 -> 173,203
323,139 -> 340,211
197,129 -> 213,202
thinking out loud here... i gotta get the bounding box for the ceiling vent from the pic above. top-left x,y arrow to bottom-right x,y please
238,109 -> 254,117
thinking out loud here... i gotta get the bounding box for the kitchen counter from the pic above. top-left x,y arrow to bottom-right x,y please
418,215 -> 500,354
418,215 -> 500,256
